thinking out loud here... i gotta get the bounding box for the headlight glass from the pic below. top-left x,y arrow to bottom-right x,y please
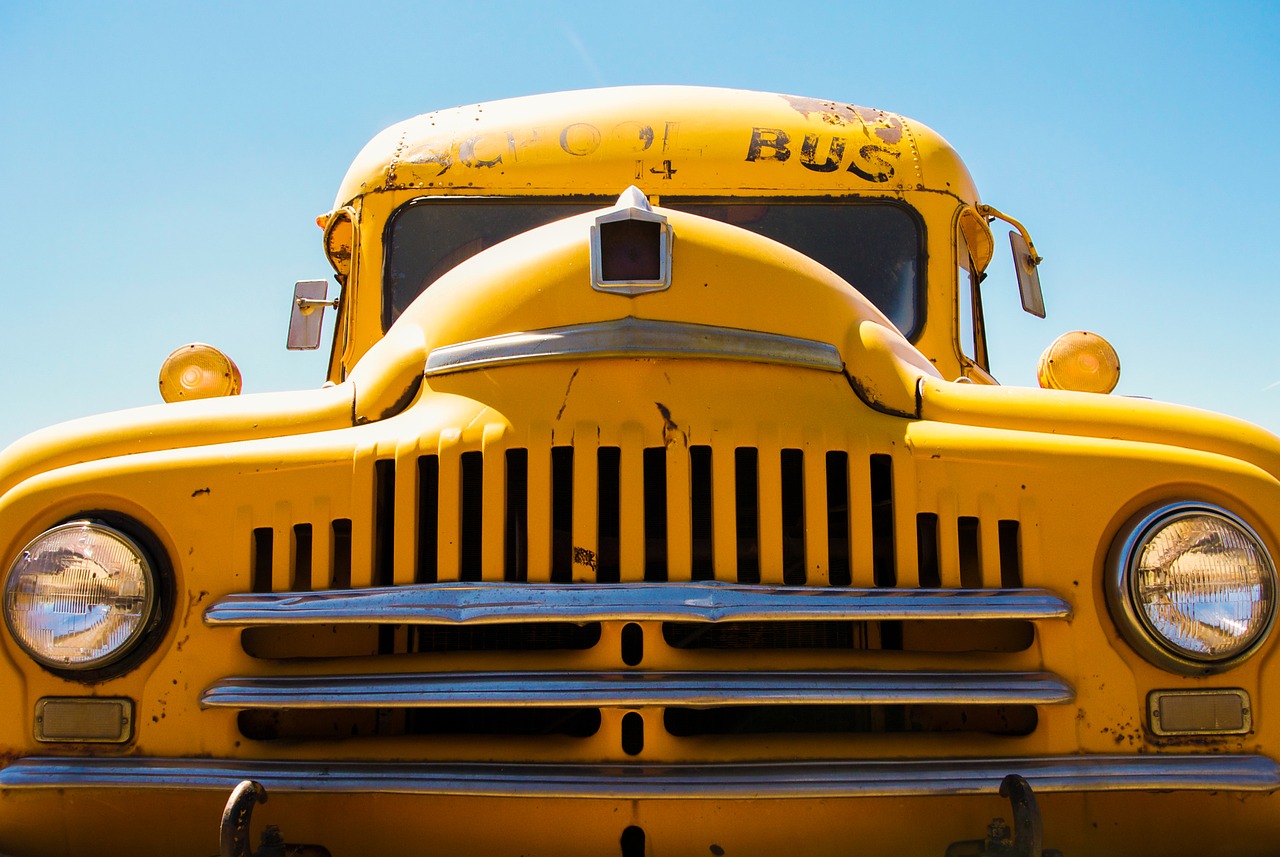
3,521 -> 157,671
1112,504 -> 1276,672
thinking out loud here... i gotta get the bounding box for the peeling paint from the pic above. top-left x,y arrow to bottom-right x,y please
655,401 -> 687,447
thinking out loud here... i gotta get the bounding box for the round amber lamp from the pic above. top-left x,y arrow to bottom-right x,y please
158,343 -> 243,402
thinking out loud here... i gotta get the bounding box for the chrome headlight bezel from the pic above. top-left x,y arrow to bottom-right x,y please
1106,502 -> 1277,675
3,518 -> 170,680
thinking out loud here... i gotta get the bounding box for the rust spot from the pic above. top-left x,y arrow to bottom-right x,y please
781,96 -> 905,144
655,402 -> 686,448
573,546 -> 597,570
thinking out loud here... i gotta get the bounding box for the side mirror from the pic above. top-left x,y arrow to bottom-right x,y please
976,204 -> 1046,318
287,279 -> 339,351
1009,230 -> 1045,319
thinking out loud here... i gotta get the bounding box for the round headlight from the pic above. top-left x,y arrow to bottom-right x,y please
3,521 -> 158,672
1108,503 -> 1277,673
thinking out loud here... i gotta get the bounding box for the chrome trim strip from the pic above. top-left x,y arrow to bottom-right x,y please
201,669 -> 1074,710
423,318 -> 844,376
3,754 -> 1277,797
204,582 -> 1072,627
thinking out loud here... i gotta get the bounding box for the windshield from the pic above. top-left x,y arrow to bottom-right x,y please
383,199 -> 924,336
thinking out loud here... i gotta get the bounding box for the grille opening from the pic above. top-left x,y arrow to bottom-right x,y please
870,454 -> 896,587
331,519 -> 352,589
417,455 -> 439,583
958,516 -> 982,588
826,451 -> 852,586
505,449 -> 529,582
292,524 -> 313,592
621,622 -> 644,666
460,452 -> 484,581
251,527 -> 273,593
411,622 -> 601,653
551,447 -> 574,582
374,459 -> 396,587
621,711 -> 644,755
999,520 -> 1023,588
642,448 -> 668,581
621,827 -> 646,857
690,446 -> 714,580
238,707 -> 602,741
241,622 -> 603,660
662,619 -> 1033,653
411,707 -> 601,737
916,513 -> 940,588
598,447 -> 622,583
734,448 -> 760,584
664,704 -> 1037,736
781,449 -> 806,584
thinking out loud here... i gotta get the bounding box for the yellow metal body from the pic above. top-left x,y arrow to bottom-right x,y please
1,87 -> 1279,856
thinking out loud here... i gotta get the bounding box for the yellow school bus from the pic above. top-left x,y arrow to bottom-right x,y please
1,86 -> 1277,856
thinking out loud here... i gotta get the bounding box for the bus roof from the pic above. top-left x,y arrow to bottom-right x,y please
334,86 -> 979,207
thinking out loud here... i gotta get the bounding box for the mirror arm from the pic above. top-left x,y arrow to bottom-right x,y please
976,204 -> 1043,266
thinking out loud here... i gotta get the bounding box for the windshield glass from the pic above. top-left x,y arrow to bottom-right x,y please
383,199 -> 924,336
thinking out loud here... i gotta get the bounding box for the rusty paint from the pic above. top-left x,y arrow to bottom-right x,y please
655,401 -> 686,448
572,546 -> 597,570
781,96 -> 905,144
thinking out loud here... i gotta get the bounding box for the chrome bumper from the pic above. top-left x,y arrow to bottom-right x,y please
2,754 -> 1277,798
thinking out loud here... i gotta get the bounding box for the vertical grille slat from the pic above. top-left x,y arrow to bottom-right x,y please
869,454 -> 896,588
551,446 -> 574,583
689,446 -> 714,581
958,517 -> 982,589
825,451 -> 852,586
780,449 -> 806,585
292,524 -> 313,592
331,519 -> 352,589
642,448 -> 668,582
597,447 -> 621,583
459,452 -> 484,582
417,456 -> 439,584
504,449 -> 529,583
999,520 -> 1023,588
915,513 -> 940,589
373,460 -> 396,588
734,448 -> 760,585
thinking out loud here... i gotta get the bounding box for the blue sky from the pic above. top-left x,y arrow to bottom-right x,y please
2,1 -> 1278,449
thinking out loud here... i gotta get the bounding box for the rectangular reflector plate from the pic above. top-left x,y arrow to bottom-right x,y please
35,697 -> 133,743
1148,689 -> 1250,737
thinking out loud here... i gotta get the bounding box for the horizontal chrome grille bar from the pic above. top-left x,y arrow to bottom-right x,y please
204,583 -> 1072,627
4,754 -> 1276,797
201,669 -> 1074,710
424,318 -> 845,376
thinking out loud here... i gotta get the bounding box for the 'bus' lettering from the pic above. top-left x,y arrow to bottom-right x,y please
746,128 -> 791,162
800,134 -> 845,172
847,144 -> 899,182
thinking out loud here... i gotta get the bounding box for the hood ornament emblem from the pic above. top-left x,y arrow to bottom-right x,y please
590,186 -> 672,296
